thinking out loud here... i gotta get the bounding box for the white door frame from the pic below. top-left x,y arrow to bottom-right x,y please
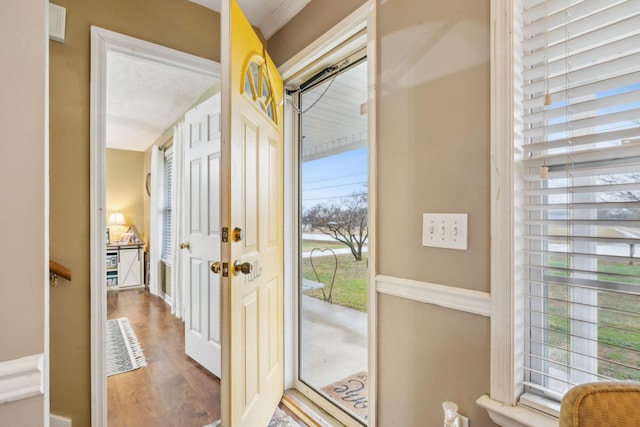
89,27 -> 220,426
279,2 -> 377,425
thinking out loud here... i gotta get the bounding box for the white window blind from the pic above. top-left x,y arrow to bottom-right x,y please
161,148 -> 173,264
521,0 -> 640,402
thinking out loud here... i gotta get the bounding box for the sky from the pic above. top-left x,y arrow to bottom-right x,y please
301,147 -> 368,210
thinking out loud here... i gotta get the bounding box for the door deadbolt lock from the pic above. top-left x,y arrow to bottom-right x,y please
179,242 -> 190,249
211,262 -> 221,274
233,260 -> 252,276
232,227 -> 244,242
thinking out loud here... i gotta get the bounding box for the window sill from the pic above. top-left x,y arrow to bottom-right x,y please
476,395 -> 558,427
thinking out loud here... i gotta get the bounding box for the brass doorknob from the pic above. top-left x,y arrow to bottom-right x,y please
232,227 -> 244,242
211,262 -> 221,274
179,242 -> 190,249
233,260 -> 252,276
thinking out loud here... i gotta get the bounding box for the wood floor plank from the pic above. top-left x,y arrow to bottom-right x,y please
106,288 -> 306,427
107,289 -> 220,427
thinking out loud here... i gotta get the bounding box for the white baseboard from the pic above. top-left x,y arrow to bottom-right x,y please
51,414 -> 72,427
0,354 -> 44,405
375,274 -> 491,317
161,292 -> 173,306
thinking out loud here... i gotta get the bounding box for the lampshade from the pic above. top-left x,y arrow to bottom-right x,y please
107,212 -> 126,226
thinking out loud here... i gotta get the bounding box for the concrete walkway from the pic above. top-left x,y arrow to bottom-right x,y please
300,233 -> 369,388
300,295 -> 368,388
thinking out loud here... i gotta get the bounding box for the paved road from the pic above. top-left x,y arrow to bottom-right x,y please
301,233 -> 368,258
302,233 -> 341,241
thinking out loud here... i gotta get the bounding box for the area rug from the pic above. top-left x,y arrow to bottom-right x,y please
205,407 -> 300,427
106,317 -> 147,376
321,371 -> 368,420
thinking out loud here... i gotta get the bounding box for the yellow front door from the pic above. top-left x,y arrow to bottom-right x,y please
220,0 -> 284,425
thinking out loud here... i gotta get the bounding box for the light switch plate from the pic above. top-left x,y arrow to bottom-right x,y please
422,213 -> 468,250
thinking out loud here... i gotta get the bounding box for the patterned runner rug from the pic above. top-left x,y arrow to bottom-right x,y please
106,317 -> 147,376
205,407 -> 300,427
321,371 -> 368,421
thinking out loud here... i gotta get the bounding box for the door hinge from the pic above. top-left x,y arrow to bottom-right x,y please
222,262 -> 229,277
222,227 -> 229,242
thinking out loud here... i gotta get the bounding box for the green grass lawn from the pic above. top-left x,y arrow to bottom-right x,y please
300,250 -> 640,379
301,252 -> 368,312
543,260 -> 640,381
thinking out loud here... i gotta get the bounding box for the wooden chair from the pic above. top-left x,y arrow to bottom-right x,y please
559,381 -> 640,426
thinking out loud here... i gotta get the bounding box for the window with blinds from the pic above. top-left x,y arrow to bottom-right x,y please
161,148 -> 173,264
521,0 -> 640,402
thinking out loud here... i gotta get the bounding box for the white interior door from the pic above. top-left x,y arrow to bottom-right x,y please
220,0 -> 285,425
184,94 -> 222,377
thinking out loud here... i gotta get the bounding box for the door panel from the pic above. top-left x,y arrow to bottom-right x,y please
242,290 -> 259,409
243,116 -> 259,249
220,0 -> 284,425
184,94 -> 222,377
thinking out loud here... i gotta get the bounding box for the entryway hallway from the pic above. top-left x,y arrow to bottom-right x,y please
106,289 -> 305,427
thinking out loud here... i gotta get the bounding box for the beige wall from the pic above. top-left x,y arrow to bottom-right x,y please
377,0 -> 493,423
106,149 -> 145,243
49,0 -> 220,423
270,0 -> 496,425
0,0 -> 47,424
378,296 -> 492,424
45,0 -> 497,425
161,263 -> 172,296
267,0 -> 367,66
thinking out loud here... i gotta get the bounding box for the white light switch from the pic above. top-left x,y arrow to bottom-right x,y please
422,213 -> 468,250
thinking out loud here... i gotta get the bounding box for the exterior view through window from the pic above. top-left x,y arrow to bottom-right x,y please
298,58 -> 368,423
521,1 -> 640,403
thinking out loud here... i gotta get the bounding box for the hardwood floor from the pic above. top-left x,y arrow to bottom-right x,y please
107,289 -> 220,427
106,288 -> 306,427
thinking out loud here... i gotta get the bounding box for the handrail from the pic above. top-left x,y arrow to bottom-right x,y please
49,260 -> 72,281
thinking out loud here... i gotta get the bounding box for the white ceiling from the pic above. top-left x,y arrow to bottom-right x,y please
106,0 -> 308,153
106,50 -> 216,151
301,61 -> 368,161
189,0 -> 311,39
106,0 -> 367,157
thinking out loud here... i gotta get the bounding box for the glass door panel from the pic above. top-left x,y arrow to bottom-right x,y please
298,59 -> 369,423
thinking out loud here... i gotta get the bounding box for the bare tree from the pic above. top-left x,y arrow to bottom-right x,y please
303,192 -> 368,261
598,173 -> 640,220
598,173 -> 640,262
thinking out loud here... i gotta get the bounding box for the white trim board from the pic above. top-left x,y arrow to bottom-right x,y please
0,354 -> 44,405
476,395 -> 558,427
51,414 -> 73,427
278,2 -> 369,84
376,275 -> 491,317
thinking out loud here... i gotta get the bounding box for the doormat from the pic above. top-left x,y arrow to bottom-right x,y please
205,407 -> 301,427
106,317 -> 147,376
321,371 -> 368,421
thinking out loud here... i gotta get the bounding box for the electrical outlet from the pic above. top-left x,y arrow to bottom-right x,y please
422,213 -> 468,250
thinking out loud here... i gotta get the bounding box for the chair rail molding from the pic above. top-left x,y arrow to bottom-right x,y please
375,275 -> 491,317
0,354 -> 44,405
